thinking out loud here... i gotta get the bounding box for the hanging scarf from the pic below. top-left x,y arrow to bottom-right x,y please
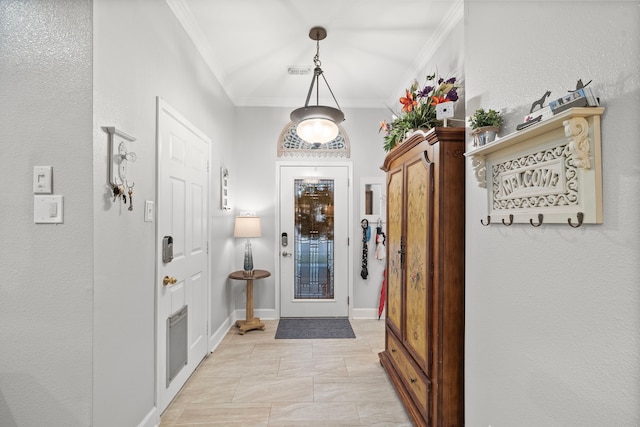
360,219 -> 369,279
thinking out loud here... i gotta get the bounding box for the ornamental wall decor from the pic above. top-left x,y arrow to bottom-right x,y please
277,121 -> 350,158
465,107 -> 604,227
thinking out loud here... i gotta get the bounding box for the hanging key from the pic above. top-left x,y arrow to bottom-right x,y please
127,182 -> 135,211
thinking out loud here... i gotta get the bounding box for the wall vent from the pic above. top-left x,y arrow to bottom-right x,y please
287,66 -> 312,76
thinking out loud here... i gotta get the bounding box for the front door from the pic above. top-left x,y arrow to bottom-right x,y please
278,164 -> 350,317
156,98 -> 209,413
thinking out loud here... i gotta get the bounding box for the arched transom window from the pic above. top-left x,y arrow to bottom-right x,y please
277,122 -> 350,158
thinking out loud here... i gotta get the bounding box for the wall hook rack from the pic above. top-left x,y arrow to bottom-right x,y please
103,126 -> 136,187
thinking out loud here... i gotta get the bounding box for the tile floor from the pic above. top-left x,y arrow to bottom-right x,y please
160,319 -> 412,426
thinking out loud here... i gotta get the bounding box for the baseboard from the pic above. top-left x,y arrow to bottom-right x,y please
208,315 -> 234,352
137,406 -> 159,427
230,308 -> 382,323
236,308 -> 278,320
352,307 -> 386,319
239,307 -> 384,320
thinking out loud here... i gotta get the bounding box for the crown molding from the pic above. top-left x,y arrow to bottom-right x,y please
386,0 -> 464,108
165,0 -> 229,90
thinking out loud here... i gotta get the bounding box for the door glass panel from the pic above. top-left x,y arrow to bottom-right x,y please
294,179 -> 334,299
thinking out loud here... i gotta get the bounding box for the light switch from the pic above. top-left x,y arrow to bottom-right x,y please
34,195 -> 63,224
33,166 -> 53,194
144,201 -> 154,222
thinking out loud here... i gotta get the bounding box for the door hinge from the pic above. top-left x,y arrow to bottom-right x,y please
206,241 -> 209,254
347,237 -> 350,246
347,296 -> 350,305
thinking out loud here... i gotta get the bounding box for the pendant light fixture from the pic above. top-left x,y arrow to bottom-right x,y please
290,26 -> 345,144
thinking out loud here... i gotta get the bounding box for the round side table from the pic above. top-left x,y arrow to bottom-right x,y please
228,269 -> 270,334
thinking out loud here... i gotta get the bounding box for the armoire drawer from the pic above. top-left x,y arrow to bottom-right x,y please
387,331 -> 430,416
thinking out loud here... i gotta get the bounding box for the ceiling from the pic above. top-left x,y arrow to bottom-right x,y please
167,0 -> 462,110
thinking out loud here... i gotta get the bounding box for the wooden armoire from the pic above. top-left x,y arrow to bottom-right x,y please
378,127 -> 465,427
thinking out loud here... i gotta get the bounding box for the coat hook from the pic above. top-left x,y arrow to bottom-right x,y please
568,212 -> 584,228
480,215 -> 491,226
502,214 -> 514,226
530,213 -> 543,227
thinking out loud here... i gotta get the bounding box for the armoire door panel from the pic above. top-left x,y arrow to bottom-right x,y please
404,157 -> 433,370
386,166 -> 404,334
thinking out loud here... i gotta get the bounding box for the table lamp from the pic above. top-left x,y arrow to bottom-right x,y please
233,215 -> 261,276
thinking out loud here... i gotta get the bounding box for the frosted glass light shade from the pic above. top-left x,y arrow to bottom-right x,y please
290,105 -> 344,144
233,216 -> 261,238
296,118 -> 339,143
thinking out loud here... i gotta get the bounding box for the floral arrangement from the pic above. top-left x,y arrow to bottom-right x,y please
379,72 -> 459,152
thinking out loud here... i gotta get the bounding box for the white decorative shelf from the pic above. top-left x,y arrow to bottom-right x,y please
465,107 -> 604,227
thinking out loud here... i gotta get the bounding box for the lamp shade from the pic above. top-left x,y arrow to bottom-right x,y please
233,216 -> 261,238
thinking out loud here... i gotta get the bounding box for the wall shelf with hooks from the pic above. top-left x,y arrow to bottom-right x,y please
465,107 -> 604,226
103,126 -> 137,211
103,126 -> 136,187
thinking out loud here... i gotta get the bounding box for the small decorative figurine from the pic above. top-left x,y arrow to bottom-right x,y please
569,79 -> 592,92
530,90 -> 551,114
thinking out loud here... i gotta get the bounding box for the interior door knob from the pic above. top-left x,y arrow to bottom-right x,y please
163,276 -> 177,286
282,251 -> 292,257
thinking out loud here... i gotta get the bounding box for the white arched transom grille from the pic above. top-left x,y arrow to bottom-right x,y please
277,122 -> 350,158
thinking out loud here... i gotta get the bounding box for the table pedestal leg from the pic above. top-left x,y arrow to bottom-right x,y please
235,277 -> 265,334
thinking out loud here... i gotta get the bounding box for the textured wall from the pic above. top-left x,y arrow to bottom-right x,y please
92,0 -> 236,425
0,1 -> 94,426
464,1 -> 640,426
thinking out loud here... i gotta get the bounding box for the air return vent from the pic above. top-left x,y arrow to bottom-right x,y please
287,66 -> 312,75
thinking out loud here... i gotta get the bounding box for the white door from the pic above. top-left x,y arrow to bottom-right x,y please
156,99 -> 209,413
278,164 -> 350,317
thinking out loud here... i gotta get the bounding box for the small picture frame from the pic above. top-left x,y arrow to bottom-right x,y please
220,167 -> 230,211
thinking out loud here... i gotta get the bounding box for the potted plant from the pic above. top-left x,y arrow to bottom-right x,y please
469,108 -> 503,146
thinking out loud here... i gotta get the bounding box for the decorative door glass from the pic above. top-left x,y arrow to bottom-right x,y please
294,179 -> 335,299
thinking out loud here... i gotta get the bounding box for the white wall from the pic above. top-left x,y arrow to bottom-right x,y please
92,0 -> 235,425
232,107 -> 389,317
464,1 -> 640,426
0,1 -> 93,426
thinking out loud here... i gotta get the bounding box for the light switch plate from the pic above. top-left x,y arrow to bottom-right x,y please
144,200 -> 154,222
33,166 -> 53,194
34,195 -> 63,223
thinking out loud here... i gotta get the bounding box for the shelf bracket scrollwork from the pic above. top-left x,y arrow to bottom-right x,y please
563,117 -> 591,169
471,156 -> 486,188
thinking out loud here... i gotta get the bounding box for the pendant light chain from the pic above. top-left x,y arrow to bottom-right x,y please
310,37 -> 341,111
314,38 -> 321,68
314,39 -> 320,106
289,26 -> 345,144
